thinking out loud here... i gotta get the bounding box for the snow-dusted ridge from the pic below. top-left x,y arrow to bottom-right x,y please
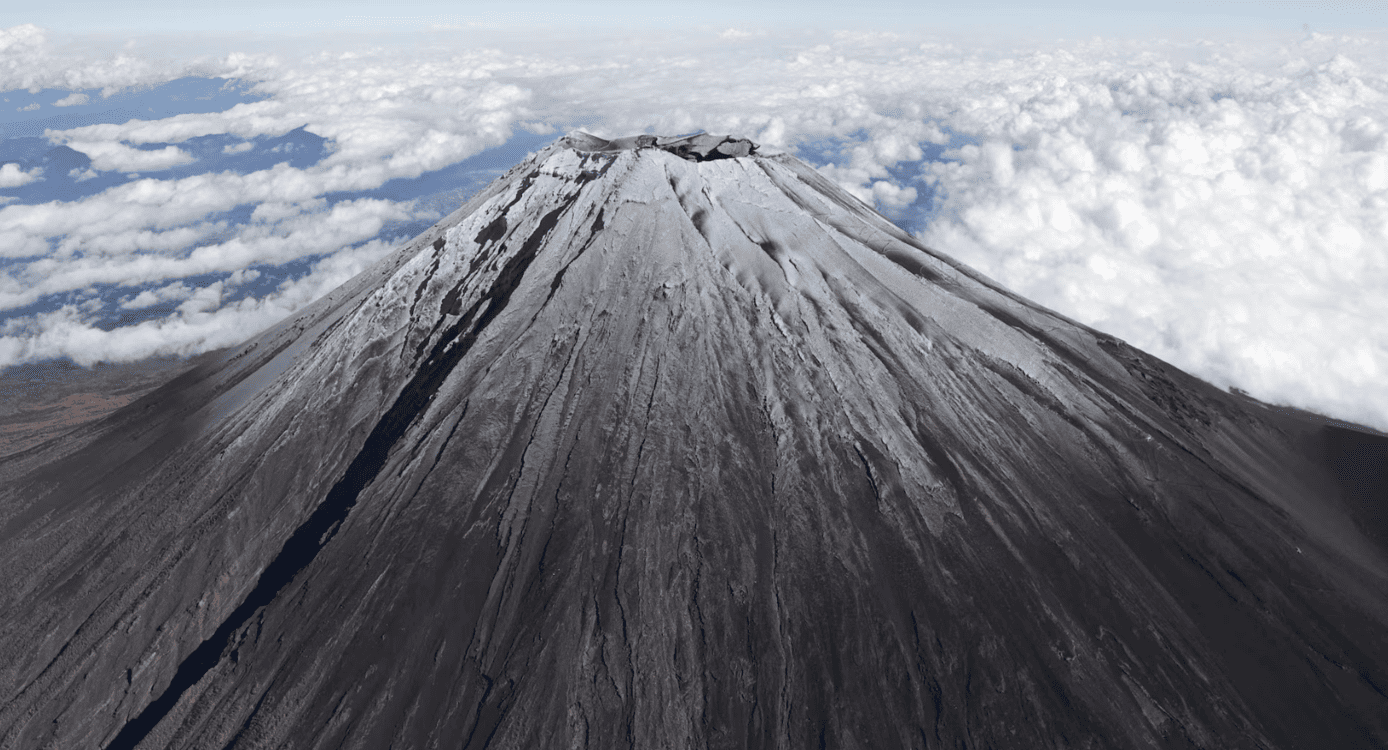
562,131 -> 758,160
1,133 -> 1385,749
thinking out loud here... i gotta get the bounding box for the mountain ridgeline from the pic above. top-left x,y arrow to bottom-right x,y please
1,132 -> 1386,749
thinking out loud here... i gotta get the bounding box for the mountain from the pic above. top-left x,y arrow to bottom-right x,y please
1,132 -> 1386,750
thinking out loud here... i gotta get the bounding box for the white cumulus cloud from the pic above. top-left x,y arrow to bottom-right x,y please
0,163 -> 41,187
0,23 -> 248,96
912,35 -> 1388,431
0,238 -> 396,368
120,280 -> 194,309
62,140 -> 196,172
52,91 -> 88,106
0,196 -> 420,311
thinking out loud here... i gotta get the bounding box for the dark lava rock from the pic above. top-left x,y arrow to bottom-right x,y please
1,134 -> 1386,750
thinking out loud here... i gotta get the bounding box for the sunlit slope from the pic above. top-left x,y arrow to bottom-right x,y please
2,135 -> 1385,750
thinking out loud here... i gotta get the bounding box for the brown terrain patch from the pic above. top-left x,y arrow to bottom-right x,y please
0,357 -> 197,458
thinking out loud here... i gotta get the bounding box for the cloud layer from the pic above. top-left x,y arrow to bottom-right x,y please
907,38 -> 1388,432
1,24 -> 1385,432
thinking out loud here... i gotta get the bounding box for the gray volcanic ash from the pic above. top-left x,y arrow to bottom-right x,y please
1,132 -> 1386,750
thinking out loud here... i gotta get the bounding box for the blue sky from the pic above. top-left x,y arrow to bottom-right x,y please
1,8 -> 1387,430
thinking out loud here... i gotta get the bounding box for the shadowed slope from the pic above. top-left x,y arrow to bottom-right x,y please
1,135 -> 1385,749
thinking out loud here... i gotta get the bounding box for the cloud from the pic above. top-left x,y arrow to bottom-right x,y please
0,238 -> 397,368
871,181 -> 917,212
63,141 -> 195,172
177,280 -> 224,315
0,23 -> 250,97
909,36 -> 1388,431
0,163 -> 42,187
68,166 -> 98,182
17,102 -> 38,111
223,140 -> 254,154
52,91 -> 88,106
0,165 -> 420,270
0,196 -> 418,311
42,48 -> 533,186
120,280 -> 194,309
120,268 -> 258,310
226,267 -> 260,286
0,23 -> 43,56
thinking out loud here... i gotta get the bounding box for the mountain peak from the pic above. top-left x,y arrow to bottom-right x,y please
2,131 -> 1386,750
562,130 -> 758,160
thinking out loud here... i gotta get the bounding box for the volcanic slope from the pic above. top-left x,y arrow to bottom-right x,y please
1,132 -> 1386,750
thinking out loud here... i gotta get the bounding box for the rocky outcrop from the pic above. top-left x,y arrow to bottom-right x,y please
564,130 -> 757,160
1,136 -> 1385,750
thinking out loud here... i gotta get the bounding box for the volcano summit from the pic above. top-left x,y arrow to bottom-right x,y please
1,133 -> 1386,749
